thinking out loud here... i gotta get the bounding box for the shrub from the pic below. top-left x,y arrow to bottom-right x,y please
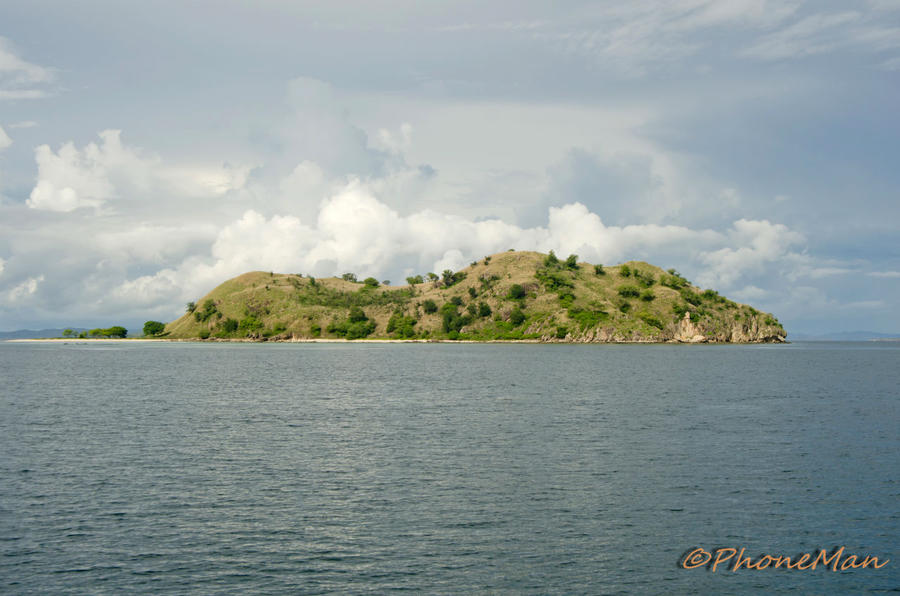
558,290 -> 575,308
618,285 -> 640,298
640,289 -> 655,302
637,312 -> 664,329
507,284 -> 526,300
310,322 -> 321,337
680,289 -> 702,306
535,268 -> 573,291
387,313 -> 418,337
568,308 -> 607,331
509,307 -> 526,325
441,270 -> 467,287
672,303 -> 689,319
594,264 -> 605,275
483,256 -> 491,265
423,299 -> 438,314
478,302 -> 492,317
222,318 -> 239,333
618,300 -> 631,313
565,254 -> 579,270
468,287 -> 477,298
239,316 -> 264,334
556,325 -> 568,339
620,264 -> 631,277
342,273 -> 358,282
348,306 -> 368,322
185,301 -> 197,314
544,250 -> 559,267
450,295 -> 463,306
194,299 -> 217,322
466,303 -> 477,316
198,329 -> 210,339
363,277 -> 379,287
143,321 -> 165,336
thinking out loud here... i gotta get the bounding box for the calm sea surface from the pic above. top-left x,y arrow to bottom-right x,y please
0,341 -> 897,594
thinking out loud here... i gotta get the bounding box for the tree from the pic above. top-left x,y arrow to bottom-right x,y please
363,277 -> 379,287
594,264 -> 605,275
565,254 -> 579,270
382,280 -> 390,287
105,326 -> 128,338
143,321 -> 165,336
62,329 -> 74,337
620,264 -> 631,277
507,284 -> 526,300
442,269 -> 455,285
544,250 -> 559,267
427,272 -> 439,282
406,275 -> 424,285
186,301 -> 196,314
342,272 -> 358,282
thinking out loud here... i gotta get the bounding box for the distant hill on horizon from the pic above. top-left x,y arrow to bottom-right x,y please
0,328 -> 89,340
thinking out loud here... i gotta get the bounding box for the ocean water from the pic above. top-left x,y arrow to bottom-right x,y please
0,341 -> 897,594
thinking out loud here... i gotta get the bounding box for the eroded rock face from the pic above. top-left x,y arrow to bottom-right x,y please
538,312 -> 786,343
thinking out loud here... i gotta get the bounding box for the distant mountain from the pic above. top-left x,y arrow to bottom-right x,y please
165,250 -> 787,343
0,328 -> 88,340
790,331 -> 900,341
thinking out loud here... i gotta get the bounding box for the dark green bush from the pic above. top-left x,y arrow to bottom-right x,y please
618,285 -> 640,298
509,307 -> 526,325
468,287 -> 477,298
620,264 -> 632,277
594,264 -> 605,275
637,312 -> 664,329
565,254 -> 579,270
363,277 -> 379,287
143,321 -> 165,336
450,295 -> 463,306
640,289 -> 655,302
478,302 -> 492,317
423,299 -> 438,314
507,284 -> 526,300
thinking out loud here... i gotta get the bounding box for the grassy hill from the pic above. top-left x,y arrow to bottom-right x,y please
164,250 -> 786,343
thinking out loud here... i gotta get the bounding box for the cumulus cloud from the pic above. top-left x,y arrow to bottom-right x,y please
869,270 -> 900,278
111,182 -> 801,318
696,219 -> 805,288
7,275 -> 44,302
27,130 -> 249,212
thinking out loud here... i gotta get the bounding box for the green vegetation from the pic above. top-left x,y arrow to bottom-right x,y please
88,326 -> 128,338
165,252 -> 785,343
143,321 -> 165,336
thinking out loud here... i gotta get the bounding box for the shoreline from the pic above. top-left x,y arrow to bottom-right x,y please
5,337 -> 787,345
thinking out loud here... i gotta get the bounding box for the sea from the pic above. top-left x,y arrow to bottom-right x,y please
1,341 -> 897,594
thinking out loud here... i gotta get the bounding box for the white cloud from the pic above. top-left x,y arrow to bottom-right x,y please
7,275 -> 44,302
869,270 -> 900,278
0,257 -> 5,275
27,130 -> 249,212
8,120 -> 37,129
113,183 -> 806,316
0,37 -> 53,101
696,219 -> 805,288
0,125 -> 10,150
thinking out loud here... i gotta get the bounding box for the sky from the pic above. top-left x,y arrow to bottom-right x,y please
0,0 -> 898,335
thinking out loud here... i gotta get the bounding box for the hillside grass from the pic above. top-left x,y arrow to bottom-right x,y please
164,251 -> 786,342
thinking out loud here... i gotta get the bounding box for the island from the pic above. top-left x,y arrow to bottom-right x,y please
161,250 -> 787,343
